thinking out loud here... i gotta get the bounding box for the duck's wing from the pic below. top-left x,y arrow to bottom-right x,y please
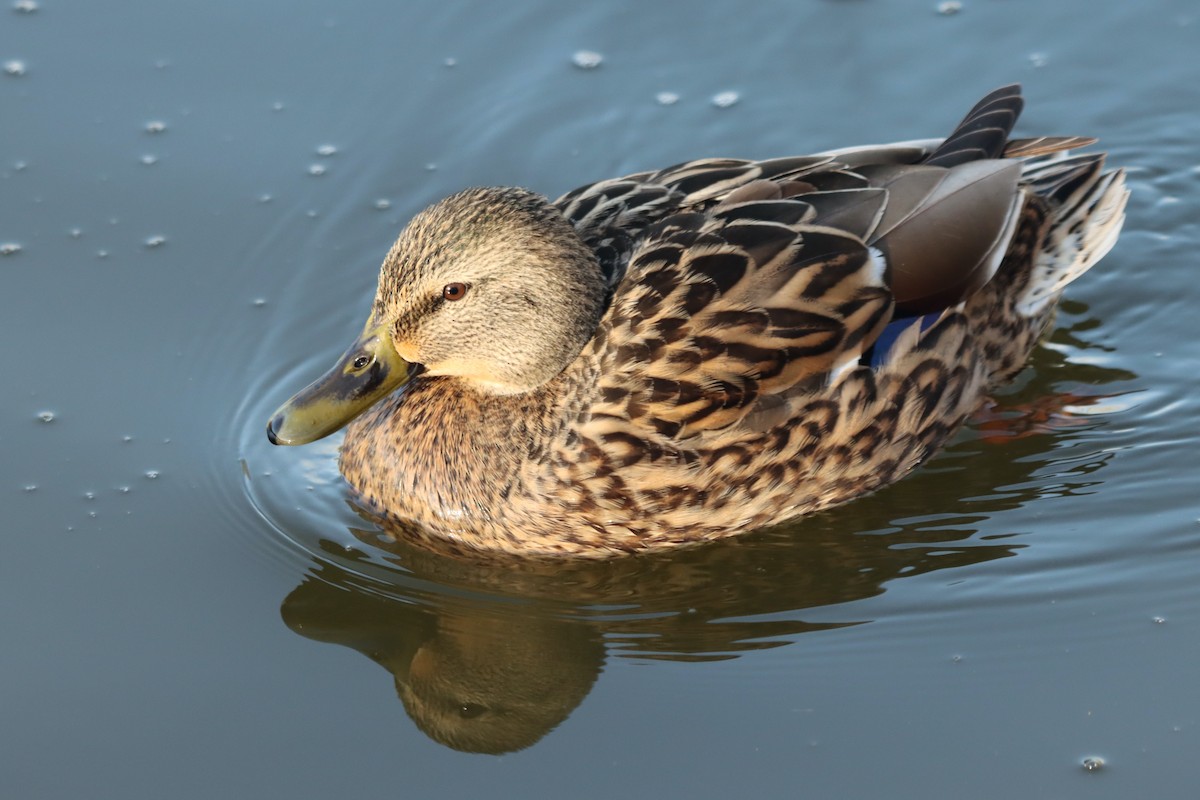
581,168 -> 1023,442
581,85 -> 1081,443
584,194 -> 894,441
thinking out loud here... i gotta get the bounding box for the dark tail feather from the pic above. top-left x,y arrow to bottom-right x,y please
925,85 -> 1024,168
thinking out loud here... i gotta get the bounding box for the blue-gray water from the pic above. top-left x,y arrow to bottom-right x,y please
3,1 -> 1198,797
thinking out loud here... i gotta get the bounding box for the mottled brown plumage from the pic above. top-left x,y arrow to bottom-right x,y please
271,85 -> 1128,557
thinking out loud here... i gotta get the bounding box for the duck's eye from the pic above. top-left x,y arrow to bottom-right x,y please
352,354 -> 372,370
458,703 -> 487,719
442,282 -> 469,301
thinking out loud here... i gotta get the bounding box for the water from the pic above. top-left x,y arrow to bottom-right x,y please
2,1 -> 1198,797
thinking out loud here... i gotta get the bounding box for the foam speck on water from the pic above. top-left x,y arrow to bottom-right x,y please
572,50 -> 603,69
711,91 -> 740,108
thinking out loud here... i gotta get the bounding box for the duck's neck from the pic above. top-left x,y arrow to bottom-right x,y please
339,374 -> 567,525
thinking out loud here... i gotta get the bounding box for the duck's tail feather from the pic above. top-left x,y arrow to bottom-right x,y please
1003,136 -> 1097,158
925,85 -> 1024,168
1016,154 -> 1129,316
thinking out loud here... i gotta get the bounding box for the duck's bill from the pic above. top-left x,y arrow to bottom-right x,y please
266,323 -> 416,446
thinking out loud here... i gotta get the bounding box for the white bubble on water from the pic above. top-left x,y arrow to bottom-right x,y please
711,91 -> 740,108
307,163 -> 326,177
936,1 -> 962,14
144,235 -> 166,248
572,50 -> 603,69
655,91 -> 680,106
144,120 -> 167,134
315,144 -> 338,157
3,59 -> 27,77
0,242 -> 21,256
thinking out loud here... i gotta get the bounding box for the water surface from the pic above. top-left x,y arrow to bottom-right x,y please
3,1 -> 1199,797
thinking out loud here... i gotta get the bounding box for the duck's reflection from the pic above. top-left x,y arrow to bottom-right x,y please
280,305 -> 1134,754
283,580 -> 602,754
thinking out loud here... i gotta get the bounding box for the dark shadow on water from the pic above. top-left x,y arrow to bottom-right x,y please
279,305 -> 1136,755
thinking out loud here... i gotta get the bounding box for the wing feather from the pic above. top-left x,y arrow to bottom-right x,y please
585,208 -> 892,440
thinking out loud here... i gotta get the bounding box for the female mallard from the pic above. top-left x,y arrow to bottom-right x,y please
267,85 -> 1127,557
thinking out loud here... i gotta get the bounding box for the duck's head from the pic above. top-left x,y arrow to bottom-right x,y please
267,187 -> 606,445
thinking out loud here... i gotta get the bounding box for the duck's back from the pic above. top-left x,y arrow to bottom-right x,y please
518,85 -> 1128,554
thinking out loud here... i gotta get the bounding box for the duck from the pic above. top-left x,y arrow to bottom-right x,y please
267,85 -> 1128,558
